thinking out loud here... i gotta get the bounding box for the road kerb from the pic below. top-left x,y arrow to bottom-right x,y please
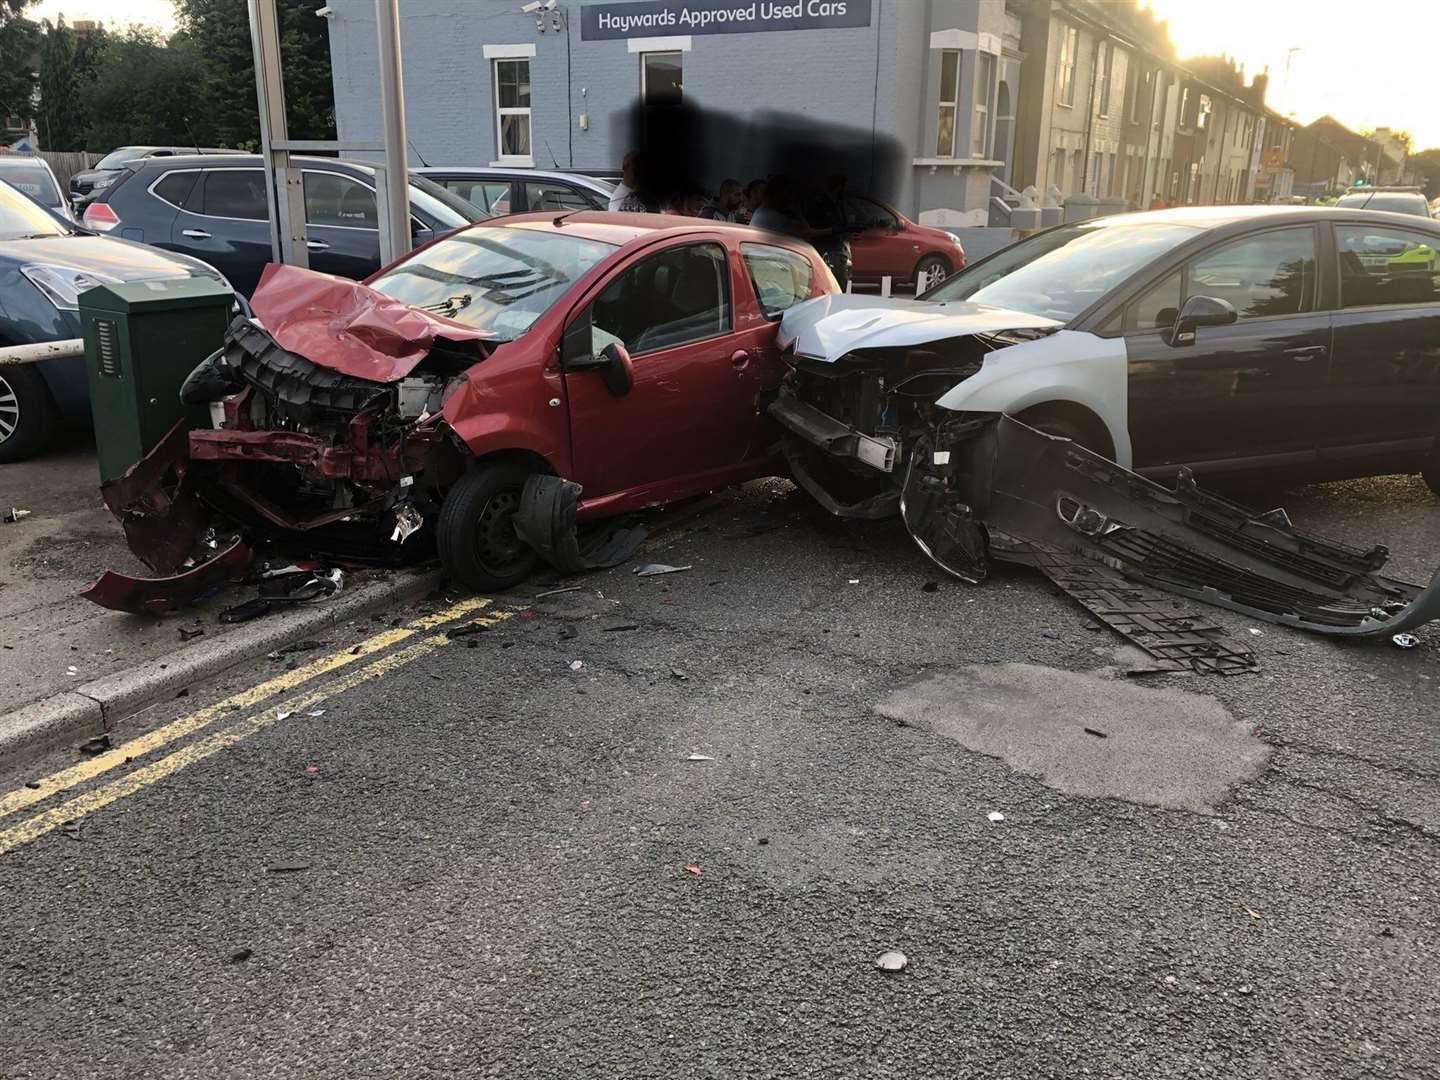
0,567 -> 445,772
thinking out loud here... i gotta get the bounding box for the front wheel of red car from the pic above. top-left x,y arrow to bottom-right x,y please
914,255 -> 952,291
437,463 -> 539,592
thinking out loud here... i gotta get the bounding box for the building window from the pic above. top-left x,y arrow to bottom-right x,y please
1197,93 -> 1212,131
1127,66 -> 1144,124
641,51 -> 683,105
1096,41 -> 1113,117
936,49 -> 960,157
493,59 -> 531,162
972,51 -> 996,158
1056,25 -> 1078,107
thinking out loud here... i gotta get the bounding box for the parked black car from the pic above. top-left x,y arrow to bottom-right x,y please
68,146 -> 244,210
413,166 -> 614,215
80,155 -> 484,295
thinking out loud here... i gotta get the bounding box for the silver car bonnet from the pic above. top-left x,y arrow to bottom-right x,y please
777,293 -> 1062,363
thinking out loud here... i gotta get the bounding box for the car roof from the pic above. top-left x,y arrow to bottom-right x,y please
0,155 -> 51,168
414,166 -> 612,190
469,209 -> 817,250
1078,204 -> 1440,232
124,153 -> 390,177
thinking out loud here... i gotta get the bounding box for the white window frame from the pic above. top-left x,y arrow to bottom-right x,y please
936,49 -> 961,158
1056,25 -> 1078,107
640,50 -> 684,105
488,52 -> 534,167
971,50 -> 997,158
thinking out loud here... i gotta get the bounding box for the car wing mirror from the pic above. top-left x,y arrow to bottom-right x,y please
566,341 -> 634,397
1168,294 -> 1237,347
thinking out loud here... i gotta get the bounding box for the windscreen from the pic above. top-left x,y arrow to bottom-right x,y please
368,225 -> 615,339
925,219 -> 1201,322
0,178 -> 70,238
93,148 -> 152,170
409,174 -> 486,226
1335,192 -> 1430,216
0,162 -> 62,207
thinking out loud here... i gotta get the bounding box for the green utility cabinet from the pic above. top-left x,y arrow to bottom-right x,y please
80,278 -> 233,483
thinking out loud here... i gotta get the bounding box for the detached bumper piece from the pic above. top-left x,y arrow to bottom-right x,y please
898,416 -> 1440,673
80,538 -> 251,615
513,475 -> 647,576
770,391 -> 901,520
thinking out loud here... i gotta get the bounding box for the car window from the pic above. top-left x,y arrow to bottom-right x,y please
1336,224 -> 1440,308
440,179 -> 511,215
741,242 -> 814,317
1125,269 -> 1182,332
94,147 -> 151,169
844,195 -> 897,231
407,173 -> 484,227
0,163 -> 61,207
1185,227 -> 1316,319
591,242 -> 731,355
367,225 -> 615,340
152,170 -> 200,210
525,181 -> 599,212
200,169 -> 268,220
304,171 -> 378,228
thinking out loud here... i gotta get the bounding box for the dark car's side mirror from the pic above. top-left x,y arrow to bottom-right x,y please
1168,294 -> 1237,347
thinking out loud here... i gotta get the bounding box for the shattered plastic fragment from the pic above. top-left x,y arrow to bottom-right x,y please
390,503 -> 423,543
569,660 -> 584,671
686,754 -> 715,762
987,811 -> 1005,823
634,564 -> 693,577
1392,633 -> 1419,649
683,865 -> 703,875
875,950 -> 908,972
2,507 -> 30,523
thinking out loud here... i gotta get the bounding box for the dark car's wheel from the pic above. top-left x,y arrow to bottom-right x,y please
437,462 -> 540,592
0,365 -> 59,464
914,254 -> 952,291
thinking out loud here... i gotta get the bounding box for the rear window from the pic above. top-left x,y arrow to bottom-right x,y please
741,242 -> 814,317
153,170 -> 201,209
1335,192 -> 1430,217
0,162 -> 61,207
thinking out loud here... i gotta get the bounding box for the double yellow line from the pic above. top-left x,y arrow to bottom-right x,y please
0,596 -> 508,856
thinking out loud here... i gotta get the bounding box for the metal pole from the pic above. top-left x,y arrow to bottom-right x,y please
248,0 -> 308,269
375,0 -> 411,263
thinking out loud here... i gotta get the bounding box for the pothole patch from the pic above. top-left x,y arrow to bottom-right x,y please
876,663 -> 1270,814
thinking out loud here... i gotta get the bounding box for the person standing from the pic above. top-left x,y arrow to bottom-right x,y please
700,179 -> 743,221
733,179 -> 765,225
609,151 -> 657,212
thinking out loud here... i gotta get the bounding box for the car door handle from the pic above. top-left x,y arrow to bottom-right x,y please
1284,345 -> 1327,361
181,228 -> 211,239
730,349 -> 750,369
306,240 -> 330,251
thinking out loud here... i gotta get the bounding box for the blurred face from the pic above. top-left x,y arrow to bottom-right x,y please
622,154 -> 638,187
682,194 -> 707,217
747,183 -> 765,209
720,183 -> 742,210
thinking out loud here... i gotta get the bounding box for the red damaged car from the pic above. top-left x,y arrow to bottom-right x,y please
157,212 -> 836,591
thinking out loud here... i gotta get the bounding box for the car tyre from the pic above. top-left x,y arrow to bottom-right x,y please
0,364 -> 59,464
437,462 -> 540,592
914,254 -> 952,291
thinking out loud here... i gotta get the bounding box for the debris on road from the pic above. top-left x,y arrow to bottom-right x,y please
987,811 -> 1005,823
178,626 -> 205,641
685,753 -> 715,761
670,667 -> 688,681
534,585 -> 584,599
634,564 -> 692,577
59,820 -> 83,839
1392,633 -> 1419,649
266,861 -> 312,873
2,507 -> 30,523
683,864 -> 703,875
604,623 -> 639,632
228,948 -> 253,964
1083,727 -> 1108,738
569,660 -> 585,671
875,950 -> 908,972
78,735 -> 112,756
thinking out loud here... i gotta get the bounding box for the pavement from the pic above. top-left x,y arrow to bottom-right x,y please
0,469 -> 1438,1077
0,435 -> 441,763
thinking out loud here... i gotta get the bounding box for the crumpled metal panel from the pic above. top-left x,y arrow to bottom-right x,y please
80,538 -> 251,614
97,421 -> 210,577
249,264 -> 490,382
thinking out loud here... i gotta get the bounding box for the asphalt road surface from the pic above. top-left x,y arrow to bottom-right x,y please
2,473 -> 1438,1079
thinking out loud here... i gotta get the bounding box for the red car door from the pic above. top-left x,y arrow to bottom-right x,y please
561,239 -> 768,508
845,196 -> 917,283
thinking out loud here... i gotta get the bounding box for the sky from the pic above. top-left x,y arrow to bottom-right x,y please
22,0 -> 1439,152
1144,0 -> 1438,150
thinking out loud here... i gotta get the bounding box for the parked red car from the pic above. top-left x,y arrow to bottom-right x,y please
842,195 -> 967,288
151,213 -> 837,591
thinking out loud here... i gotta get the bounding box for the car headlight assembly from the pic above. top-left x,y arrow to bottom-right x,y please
20,264 -> 122,312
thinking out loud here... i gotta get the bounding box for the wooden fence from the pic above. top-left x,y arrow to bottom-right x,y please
0,149 -> 102,189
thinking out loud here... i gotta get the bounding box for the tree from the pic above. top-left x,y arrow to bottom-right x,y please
1410,148 -> 1440,199
0,0 -> 40,137
38,17 -> 82,150
173,0 -> 336,149
82,27 -> 208,150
